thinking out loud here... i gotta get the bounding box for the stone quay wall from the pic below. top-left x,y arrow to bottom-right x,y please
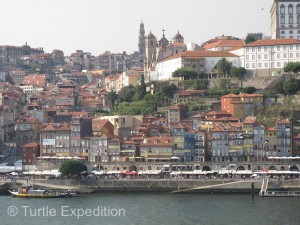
30,179 -> 300,193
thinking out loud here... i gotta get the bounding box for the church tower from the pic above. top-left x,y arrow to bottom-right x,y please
138,21 -> 146,58
173,30 -> 184,43
144,31 -> 157,76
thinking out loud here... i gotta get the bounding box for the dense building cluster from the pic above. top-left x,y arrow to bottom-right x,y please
0,0 -> 299,168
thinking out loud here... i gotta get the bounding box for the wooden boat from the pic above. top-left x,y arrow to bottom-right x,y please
9,186 -> 77,198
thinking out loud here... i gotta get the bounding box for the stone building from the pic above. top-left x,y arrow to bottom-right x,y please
271,0 -> 300,39
15,116 -> 39,152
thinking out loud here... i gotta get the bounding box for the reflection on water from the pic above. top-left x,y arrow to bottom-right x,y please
0,193 -> 299,225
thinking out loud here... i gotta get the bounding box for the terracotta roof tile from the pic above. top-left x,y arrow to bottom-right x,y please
246,38 -> 300,47
203,39 -> 245,50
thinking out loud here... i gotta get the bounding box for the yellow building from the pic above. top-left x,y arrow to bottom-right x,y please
140,137 -> 173,161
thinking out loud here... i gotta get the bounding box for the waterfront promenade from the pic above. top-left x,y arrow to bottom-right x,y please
2,177 -> 299,194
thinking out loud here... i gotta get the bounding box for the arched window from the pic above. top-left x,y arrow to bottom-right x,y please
280,4 -> 285,15
288,4 -> 293,14
289,15 -> 294,24
297,4 -> 300,14
280,15 -> 285,24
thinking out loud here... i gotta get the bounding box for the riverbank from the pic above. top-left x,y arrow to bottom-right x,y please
0,178 -> 297,194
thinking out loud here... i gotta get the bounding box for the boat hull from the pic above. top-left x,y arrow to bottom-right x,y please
9,190 -> 70,198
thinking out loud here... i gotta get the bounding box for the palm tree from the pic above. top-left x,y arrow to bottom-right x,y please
215,58 -> 233,78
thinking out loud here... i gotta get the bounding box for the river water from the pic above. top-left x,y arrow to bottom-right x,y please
0,193 -> 299,225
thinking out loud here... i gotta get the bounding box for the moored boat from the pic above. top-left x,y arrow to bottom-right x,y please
9,186 -> 76,198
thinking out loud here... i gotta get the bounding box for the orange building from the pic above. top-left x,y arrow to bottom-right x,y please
221,93 -> 263,121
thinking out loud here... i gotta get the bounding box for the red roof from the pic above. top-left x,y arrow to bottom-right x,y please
203,39 -> 245,50
221,93 -> 263,98
246,38 -> 300,47
140,136 -> 174,147
22,74 -> 46,87
170,41 -> 186,47
22,142 -> 39,148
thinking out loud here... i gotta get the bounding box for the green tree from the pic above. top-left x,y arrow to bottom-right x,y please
275,82 -> 284,94
242,86 -> 256,94
245,34 -> 256,44
108,91 -> 119,111
215,58 -> 233,78
172,67 -> 198,80
59,160 -> 87,177
231,66 -> 247,88
119,85 -> 135,102
192,80 -> 209,90
283,77 -> 300,95
154,82 -> 177,98
284,62 -> 300,73
133,75 -> 146,101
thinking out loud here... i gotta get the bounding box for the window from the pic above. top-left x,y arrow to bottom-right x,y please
280,16 -> 285,24
252,63 -> 255,68
280,4 -> 285,15
252,48 -> 256,52
258,47 -> 261,52
289,15 -> 293,24
252,55 -> 255,60
258,63 -> 262,68
277,46 -> 280,51
277,62 -> 281,67
271,62 -> 274,68
288,4 -> 293,14
284,53 -> 287,58
246,63 -> 249,68
277,53 -> 280,59
297,53 -> 300,57
290,53 -> 293,58
258,55 -> 261,59
264,62 -> 268,68
264,54 -> 268,59
246,48 -> 249,53
264,47 -> 268,52
297,4 -> 300,14
246,55 -> 249,60
290,45 -> 293,50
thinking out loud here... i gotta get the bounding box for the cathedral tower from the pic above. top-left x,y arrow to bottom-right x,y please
138,21 -> 146,56
144,31 -> 157,76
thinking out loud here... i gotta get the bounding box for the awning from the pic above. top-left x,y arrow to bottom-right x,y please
171,156 -> 181,160
139,170 -> 161,175
124,171 -> 138,175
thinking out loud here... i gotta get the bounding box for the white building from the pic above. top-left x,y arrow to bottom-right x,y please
230,38 -> 300,77
19,85 -> 44,100
271,0 -> 300,40
155,51 -> 240,81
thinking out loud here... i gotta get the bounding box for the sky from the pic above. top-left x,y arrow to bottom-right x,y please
1,0 -> 273,56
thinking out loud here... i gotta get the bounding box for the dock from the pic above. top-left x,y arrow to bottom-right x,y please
259,177 -> 300,197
